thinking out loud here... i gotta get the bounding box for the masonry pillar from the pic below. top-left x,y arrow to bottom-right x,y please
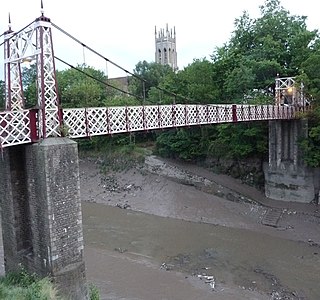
264,119 -> 318,203
0,138 -> 87,299
0,146 -> 33,272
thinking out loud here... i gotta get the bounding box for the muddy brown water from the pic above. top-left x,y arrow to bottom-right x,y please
82,202 -> 320,300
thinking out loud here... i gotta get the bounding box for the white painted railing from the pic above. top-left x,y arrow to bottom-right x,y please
0,104 -> 306,148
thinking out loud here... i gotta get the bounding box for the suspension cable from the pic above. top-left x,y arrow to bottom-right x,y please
55,56 -> 143,100
51,22 -> 192,103
51,22 -> 139,80
0,20 -> 35,47
1,20 -> 193,104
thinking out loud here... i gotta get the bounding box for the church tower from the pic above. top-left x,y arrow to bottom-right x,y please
155,24 -> 178,71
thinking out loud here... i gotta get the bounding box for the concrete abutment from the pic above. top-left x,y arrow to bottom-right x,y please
264,119 -> 319,203
0,138 -> 87,299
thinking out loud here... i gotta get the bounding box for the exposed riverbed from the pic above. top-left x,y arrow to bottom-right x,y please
81,155 -> 320,300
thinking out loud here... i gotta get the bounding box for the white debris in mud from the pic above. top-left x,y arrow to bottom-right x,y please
196,274 -> 216,290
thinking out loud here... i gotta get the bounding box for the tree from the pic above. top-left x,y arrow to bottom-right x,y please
208,123 -> 268,159
174,59 -> 219,103
154,0 -> 319,163
212,0 -> 319,102
22,65 -> 37,107
57,65 -> 108,108
129,61 -> 174,103
300,52 -> 320,101
298,51 -> 320,167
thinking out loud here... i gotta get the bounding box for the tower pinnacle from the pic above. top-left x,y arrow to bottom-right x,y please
8,13 -> 11,30
41,0 -> 44,16
155,24 -> 178,71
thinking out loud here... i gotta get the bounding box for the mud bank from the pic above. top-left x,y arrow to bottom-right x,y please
80,155 -> 320,300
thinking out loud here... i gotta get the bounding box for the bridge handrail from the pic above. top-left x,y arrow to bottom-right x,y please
0,104 -> 308,149
0,109 -> 35,149
62,104 -> 302,139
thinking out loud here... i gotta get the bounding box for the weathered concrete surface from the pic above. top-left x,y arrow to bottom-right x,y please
264,162 -> 317,203
265,119 -> 319,203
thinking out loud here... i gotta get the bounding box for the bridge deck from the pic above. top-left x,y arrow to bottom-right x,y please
0,104 -> 304,148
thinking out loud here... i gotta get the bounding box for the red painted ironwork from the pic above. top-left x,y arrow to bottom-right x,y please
0,14 -> 311,150
0,104 -> 308,149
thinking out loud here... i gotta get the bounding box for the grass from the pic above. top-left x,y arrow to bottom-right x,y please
0,269 -> 58,300
0,269 -> 100,300
98,144 -> 148,173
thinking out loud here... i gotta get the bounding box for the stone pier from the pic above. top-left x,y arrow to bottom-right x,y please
0,138 -> 87,299
264,119 -> 319,203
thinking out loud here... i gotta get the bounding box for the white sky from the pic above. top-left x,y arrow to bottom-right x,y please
0,0 -> 319,79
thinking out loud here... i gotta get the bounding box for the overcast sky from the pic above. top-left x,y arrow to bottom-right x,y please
0,0 -> 319,79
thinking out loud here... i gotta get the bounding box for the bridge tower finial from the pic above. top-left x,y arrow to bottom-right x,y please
41,0 -> 44,16
8,13 -> 11,30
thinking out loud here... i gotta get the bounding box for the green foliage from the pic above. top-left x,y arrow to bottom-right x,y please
300,107 -> 320,167
129,61 -> 175,102
156,128 -> 208,161
211,0 -> 319,102
57,64 -> 107,108
89,283 -> 100,300
151,0 -> 319,163
173,59 -> 219,103
22,65 -> 37,108
300,52 -> 320,102
208,123 -> 268,159
0,269 -> 58,300
99,143 -> 146,173
102,95 -> 140,107
0,269 -> 101,300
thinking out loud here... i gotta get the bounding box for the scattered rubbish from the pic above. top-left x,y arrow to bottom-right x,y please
209,281 -> 215,289
308,239 -> 319,247
196,273 -> 216,290
114,247 -> 127,253
160,263 -> 173,271
116,203 -> 131,209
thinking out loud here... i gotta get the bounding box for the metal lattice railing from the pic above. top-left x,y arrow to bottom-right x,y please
0,110 -> 33,148
61,104 -> 302,138
0,104 -> 307,149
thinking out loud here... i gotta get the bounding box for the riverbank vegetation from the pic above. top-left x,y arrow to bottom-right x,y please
0,269 -> 58,300
0,269 -> 100,300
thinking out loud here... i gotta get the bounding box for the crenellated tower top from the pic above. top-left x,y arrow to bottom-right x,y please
155,24 -> 177,71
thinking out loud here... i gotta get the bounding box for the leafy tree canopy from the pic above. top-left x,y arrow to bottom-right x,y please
129,61 -> 175,103
57,64 -> 108,108
211,0 -> 319,102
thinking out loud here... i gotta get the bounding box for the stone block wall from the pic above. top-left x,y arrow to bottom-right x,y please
0,146 -> 33,271
0,138 -> 87,299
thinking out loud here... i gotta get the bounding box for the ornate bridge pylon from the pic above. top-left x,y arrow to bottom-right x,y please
1,7 -> 87,300
3,6 -> 61,140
